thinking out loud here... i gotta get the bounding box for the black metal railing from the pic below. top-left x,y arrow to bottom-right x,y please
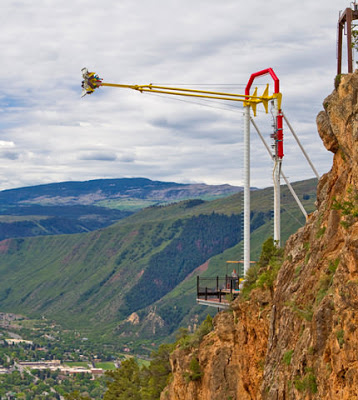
197,275 -> 240,303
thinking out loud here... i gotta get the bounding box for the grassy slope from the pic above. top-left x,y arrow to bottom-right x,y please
0,179 -> 317,345
122,179 -> 317,338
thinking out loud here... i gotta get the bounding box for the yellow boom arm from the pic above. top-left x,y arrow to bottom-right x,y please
81,68 -> 281,116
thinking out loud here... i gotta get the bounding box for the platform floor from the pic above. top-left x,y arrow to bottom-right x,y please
196,298 -> 231,309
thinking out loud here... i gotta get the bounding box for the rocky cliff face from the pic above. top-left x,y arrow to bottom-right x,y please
162,72 -> 358,400
262,72 -> 358,399
161,290 -> 271,400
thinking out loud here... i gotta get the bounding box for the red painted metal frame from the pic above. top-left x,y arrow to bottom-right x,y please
245,68 -> 284,159
245,68 -> 279,96
337,7 -> 358,75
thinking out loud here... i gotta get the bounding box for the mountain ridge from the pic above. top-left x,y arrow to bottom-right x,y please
0,177 -> 244,242
0,177 -> 243,206
0,178 -> 317,354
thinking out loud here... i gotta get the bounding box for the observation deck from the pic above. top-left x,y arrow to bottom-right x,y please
196,276 -> 241,310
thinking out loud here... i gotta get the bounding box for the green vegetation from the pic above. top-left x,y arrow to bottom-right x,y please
97,198 -> 163,211
0,205 -> 132,241
0,178 -> 319,398
104,358 -> 142,400
294,265 -> 302,281
315,258 -> 340,305
352,26 -> 358,52
0,312 -> 212,399
98,197 -> 214,211
286,301 -> 313,322
0,179 -> 317,351
332,186 -> 358,229
282,349 -> 294,366
64,361 -> 90,367
0,177 -> 240,240
293,369 -> 318,394
0,364 -> 107,400
0,319 -> 127,398
184,357 -> 202,382
0,371 -> 35,398
316,226 -> 326,239
96,362 -> 117,370
176,315 -> 213,350
303,242 -> 311,264
103,344 -> 176,399
334,74 -> 342,90
336,329 -> 345,348
104,315 -> 213,399
242,237 -> 284,299
124,214 -> 242,313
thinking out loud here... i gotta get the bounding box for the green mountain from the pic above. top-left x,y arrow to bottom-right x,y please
0,178 -> 242,240
0,178 -> 317,355
0,206 -> 132,241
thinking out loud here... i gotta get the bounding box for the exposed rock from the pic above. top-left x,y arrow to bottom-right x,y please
126,312 -> 140,325
143,307 -> 165,335
162,72 -> 358,399
162,289 -> 271,400
317,109 -> 338,153
261,72 -> 358,400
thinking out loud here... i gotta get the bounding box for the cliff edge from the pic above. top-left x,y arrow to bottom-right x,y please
161,72 -> 358,400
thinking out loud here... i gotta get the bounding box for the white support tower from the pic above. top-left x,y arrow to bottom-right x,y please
273,159 -> 281,246
243,105 -> 251,276
250,117 -> 308,220
273,98 -> 282,246
81,67 -> 288,279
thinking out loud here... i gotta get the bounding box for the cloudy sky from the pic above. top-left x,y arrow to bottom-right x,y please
0,0 -> 351,190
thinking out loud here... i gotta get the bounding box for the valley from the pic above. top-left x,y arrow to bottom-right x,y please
0,178 -> 317,353
0,177 -> 317,399
0,178 -> 243,241
0,313 -> 120,398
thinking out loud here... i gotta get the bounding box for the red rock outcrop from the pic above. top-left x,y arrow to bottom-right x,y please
161,289 -> 271,400
262,71 -> 358,399
161,72 -> 358,400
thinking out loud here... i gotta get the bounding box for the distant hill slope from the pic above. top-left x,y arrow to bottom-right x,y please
0,178 -> 317,355
0,177 -> 242,206
0,178 -> 242,241
0,206 -> 131,241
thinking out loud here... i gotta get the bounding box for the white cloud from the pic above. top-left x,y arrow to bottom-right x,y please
0,140 -> 15,148
0,0 -> 346,190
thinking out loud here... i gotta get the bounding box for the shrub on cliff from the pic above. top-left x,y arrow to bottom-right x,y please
332,186 -> 358,229
242,237 -> 284,298
183,356 -> 202,382
176,315 -> 213,350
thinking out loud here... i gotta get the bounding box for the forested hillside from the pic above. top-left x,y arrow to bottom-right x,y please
0,179 -> 317,354
0,205 -> 131,241
0,178 -> 242,240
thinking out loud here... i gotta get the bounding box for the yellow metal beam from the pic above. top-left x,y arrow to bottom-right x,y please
261,84 -> 270,114
101,82 -> 274,107
82,69 -> 282,115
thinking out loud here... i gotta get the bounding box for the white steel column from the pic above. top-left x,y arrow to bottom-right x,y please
273,99 -> 281,247
273,160 -> 281,246
243,105 -> 251,275
250,117 -> 308,219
